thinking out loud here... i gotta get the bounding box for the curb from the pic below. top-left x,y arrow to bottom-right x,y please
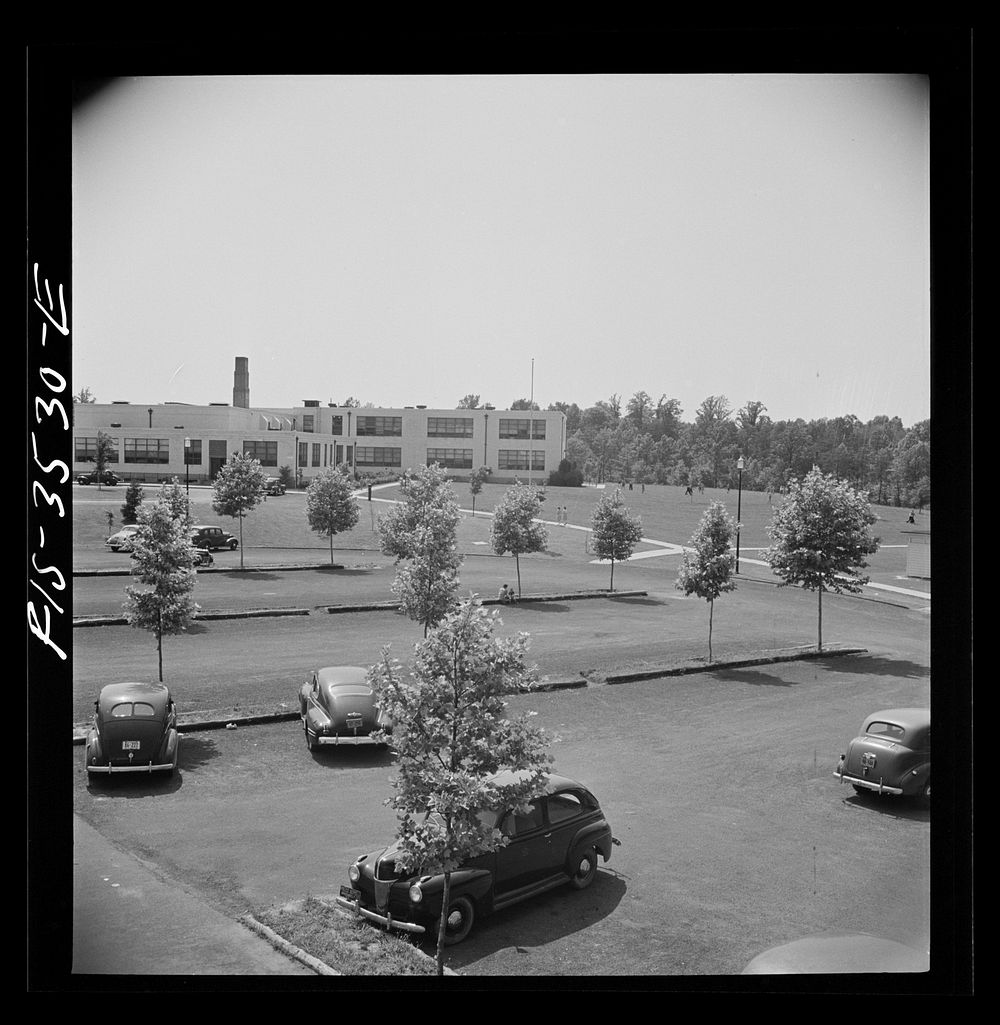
605,646 -> 868,684
70,648 -> 862,744
239,914 -> 342,976
73,590 -> 648,627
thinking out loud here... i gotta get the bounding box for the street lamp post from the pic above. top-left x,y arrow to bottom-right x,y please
184,437 -> 190,497
735,456 -> 744,574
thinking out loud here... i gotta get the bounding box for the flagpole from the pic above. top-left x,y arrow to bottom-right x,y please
528,358 -> 534,486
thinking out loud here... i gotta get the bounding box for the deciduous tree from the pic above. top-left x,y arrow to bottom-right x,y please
377,463 -> 463,636
123,489 -> 200,682
368,600 -> 551,974
306,467 -> 360,564
765,468 -> 879,651
120,481 -> 145,525
590,488 -> 642,591
676,501 -> 738,662
490,482 -> 548,598
212,452 -> 266,569
457,394 -> 481,409
468,466 -> 490,517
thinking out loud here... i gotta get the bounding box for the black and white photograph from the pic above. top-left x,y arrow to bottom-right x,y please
26,32 -> 973,992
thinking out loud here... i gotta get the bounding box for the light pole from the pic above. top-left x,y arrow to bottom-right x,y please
184,437 -> 190,497
735,455 -> 744,574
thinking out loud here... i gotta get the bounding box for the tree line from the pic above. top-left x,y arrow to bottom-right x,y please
456,392 -> 929,509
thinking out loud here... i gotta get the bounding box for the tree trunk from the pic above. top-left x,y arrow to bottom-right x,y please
515,554 -> 522,598
329,534 -> 334,565
157,609 -> 163,682
817,583 -> 823,652
609,557 -> 615,592
238,516 -> 245,570
708,598 -> 714,662
435,871 -> 451,977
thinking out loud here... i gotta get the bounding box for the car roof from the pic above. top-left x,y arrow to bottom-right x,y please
488,769 -> 590,797
862,708 -> 930,730
315,666 -> 371,689
98,682 -> 171,712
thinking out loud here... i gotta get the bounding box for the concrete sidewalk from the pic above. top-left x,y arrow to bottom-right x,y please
73,815 -> 319,976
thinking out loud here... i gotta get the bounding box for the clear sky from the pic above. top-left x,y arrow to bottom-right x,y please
72,73 -> 930,427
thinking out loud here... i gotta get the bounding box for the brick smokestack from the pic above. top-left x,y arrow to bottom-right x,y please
233,356 -> 250,408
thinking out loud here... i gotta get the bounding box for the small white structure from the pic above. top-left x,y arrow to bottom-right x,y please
901,527 -> 930,580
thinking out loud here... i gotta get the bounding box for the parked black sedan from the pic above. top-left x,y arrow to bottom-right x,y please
299,666 -> 391,749
85,682 -> 179,778
835,707 -> 930,799
336,771 -> 618,945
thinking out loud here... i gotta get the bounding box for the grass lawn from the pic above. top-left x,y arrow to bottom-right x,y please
73,479 -> 928,563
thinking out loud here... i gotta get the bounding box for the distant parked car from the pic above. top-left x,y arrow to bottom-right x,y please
77,470 -> 121,486
85,682 -> 179,778
337,771 -> 618,945
299,666 -> 391,750
190,525 -> 239,550
191,548 -> 214,567
835,708 -> 930,799
105,525 -> 140,552
263,478 -> 286,495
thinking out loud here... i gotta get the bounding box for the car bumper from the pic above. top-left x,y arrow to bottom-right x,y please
833,769 -> 903,795
87,761 -> 175,774
335,895 -> 426,935
316,733 -> 382,745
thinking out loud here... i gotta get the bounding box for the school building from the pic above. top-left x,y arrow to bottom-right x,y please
72,357 -> 567,486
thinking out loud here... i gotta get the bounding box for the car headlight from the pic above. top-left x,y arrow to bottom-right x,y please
408,883 -> 423,904
349,864 -> 360,884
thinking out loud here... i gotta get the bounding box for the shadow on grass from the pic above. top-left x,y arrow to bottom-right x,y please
607,596 -> 666,607
515,602 -> 571,614
713,668 -> 800,688
841,790 -> 931,823
306,744 -> 396,769
814,653 -> 929,679
441,871 -> 627,969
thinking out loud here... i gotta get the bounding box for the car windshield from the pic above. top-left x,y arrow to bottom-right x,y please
424,809 -> 500,830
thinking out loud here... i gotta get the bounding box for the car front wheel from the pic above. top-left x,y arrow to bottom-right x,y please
569,845 -> 598,890
441,896 -> 475,946
304,726 -> 316,752
228,540 -> 238,550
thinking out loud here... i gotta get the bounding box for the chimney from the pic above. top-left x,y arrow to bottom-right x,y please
233,356 -> 250,408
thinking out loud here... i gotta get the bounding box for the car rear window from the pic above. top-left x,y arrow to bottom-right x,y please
866,721 -> 905,740
547,792 -> 584,823
110,701 -> 156,718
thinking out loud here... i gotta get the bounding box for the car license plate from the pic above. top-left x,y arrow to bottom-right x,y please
122,740 -> 141,750
346,715 -> 362,728
340,885 -> 361,902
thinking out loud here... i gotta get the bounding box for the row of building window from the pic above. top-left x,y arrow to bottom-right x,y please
298,416 -> 548,440
78,436 -> 544,473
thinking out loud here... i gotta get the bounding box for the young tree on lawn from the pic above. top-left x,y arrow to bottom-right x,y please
468,466 -> 490,517
676,501 -> 737,662
277,464 -> 295,489
377,463 -> 463,636
212,452 -> 266,569
306,467 -> 360,564
120,481 -> 145,524
765,467 -> 879,651
590,488 -> 643,591
93,430 -> 116,489
490,481 -> 548,598
123,490 -> 199,682
155,478 -> 192,525
368,600 -> 551,975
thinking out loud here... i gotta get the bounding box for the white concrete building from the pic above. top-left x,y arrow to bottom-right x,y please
72,359 -> 566,486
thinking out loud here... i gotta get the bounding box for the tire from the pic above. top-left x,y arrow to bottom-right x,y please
441,896 -> 475,946
229,540 -> 238,550
304,725 -> 316,752
569,845 -> 598,890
